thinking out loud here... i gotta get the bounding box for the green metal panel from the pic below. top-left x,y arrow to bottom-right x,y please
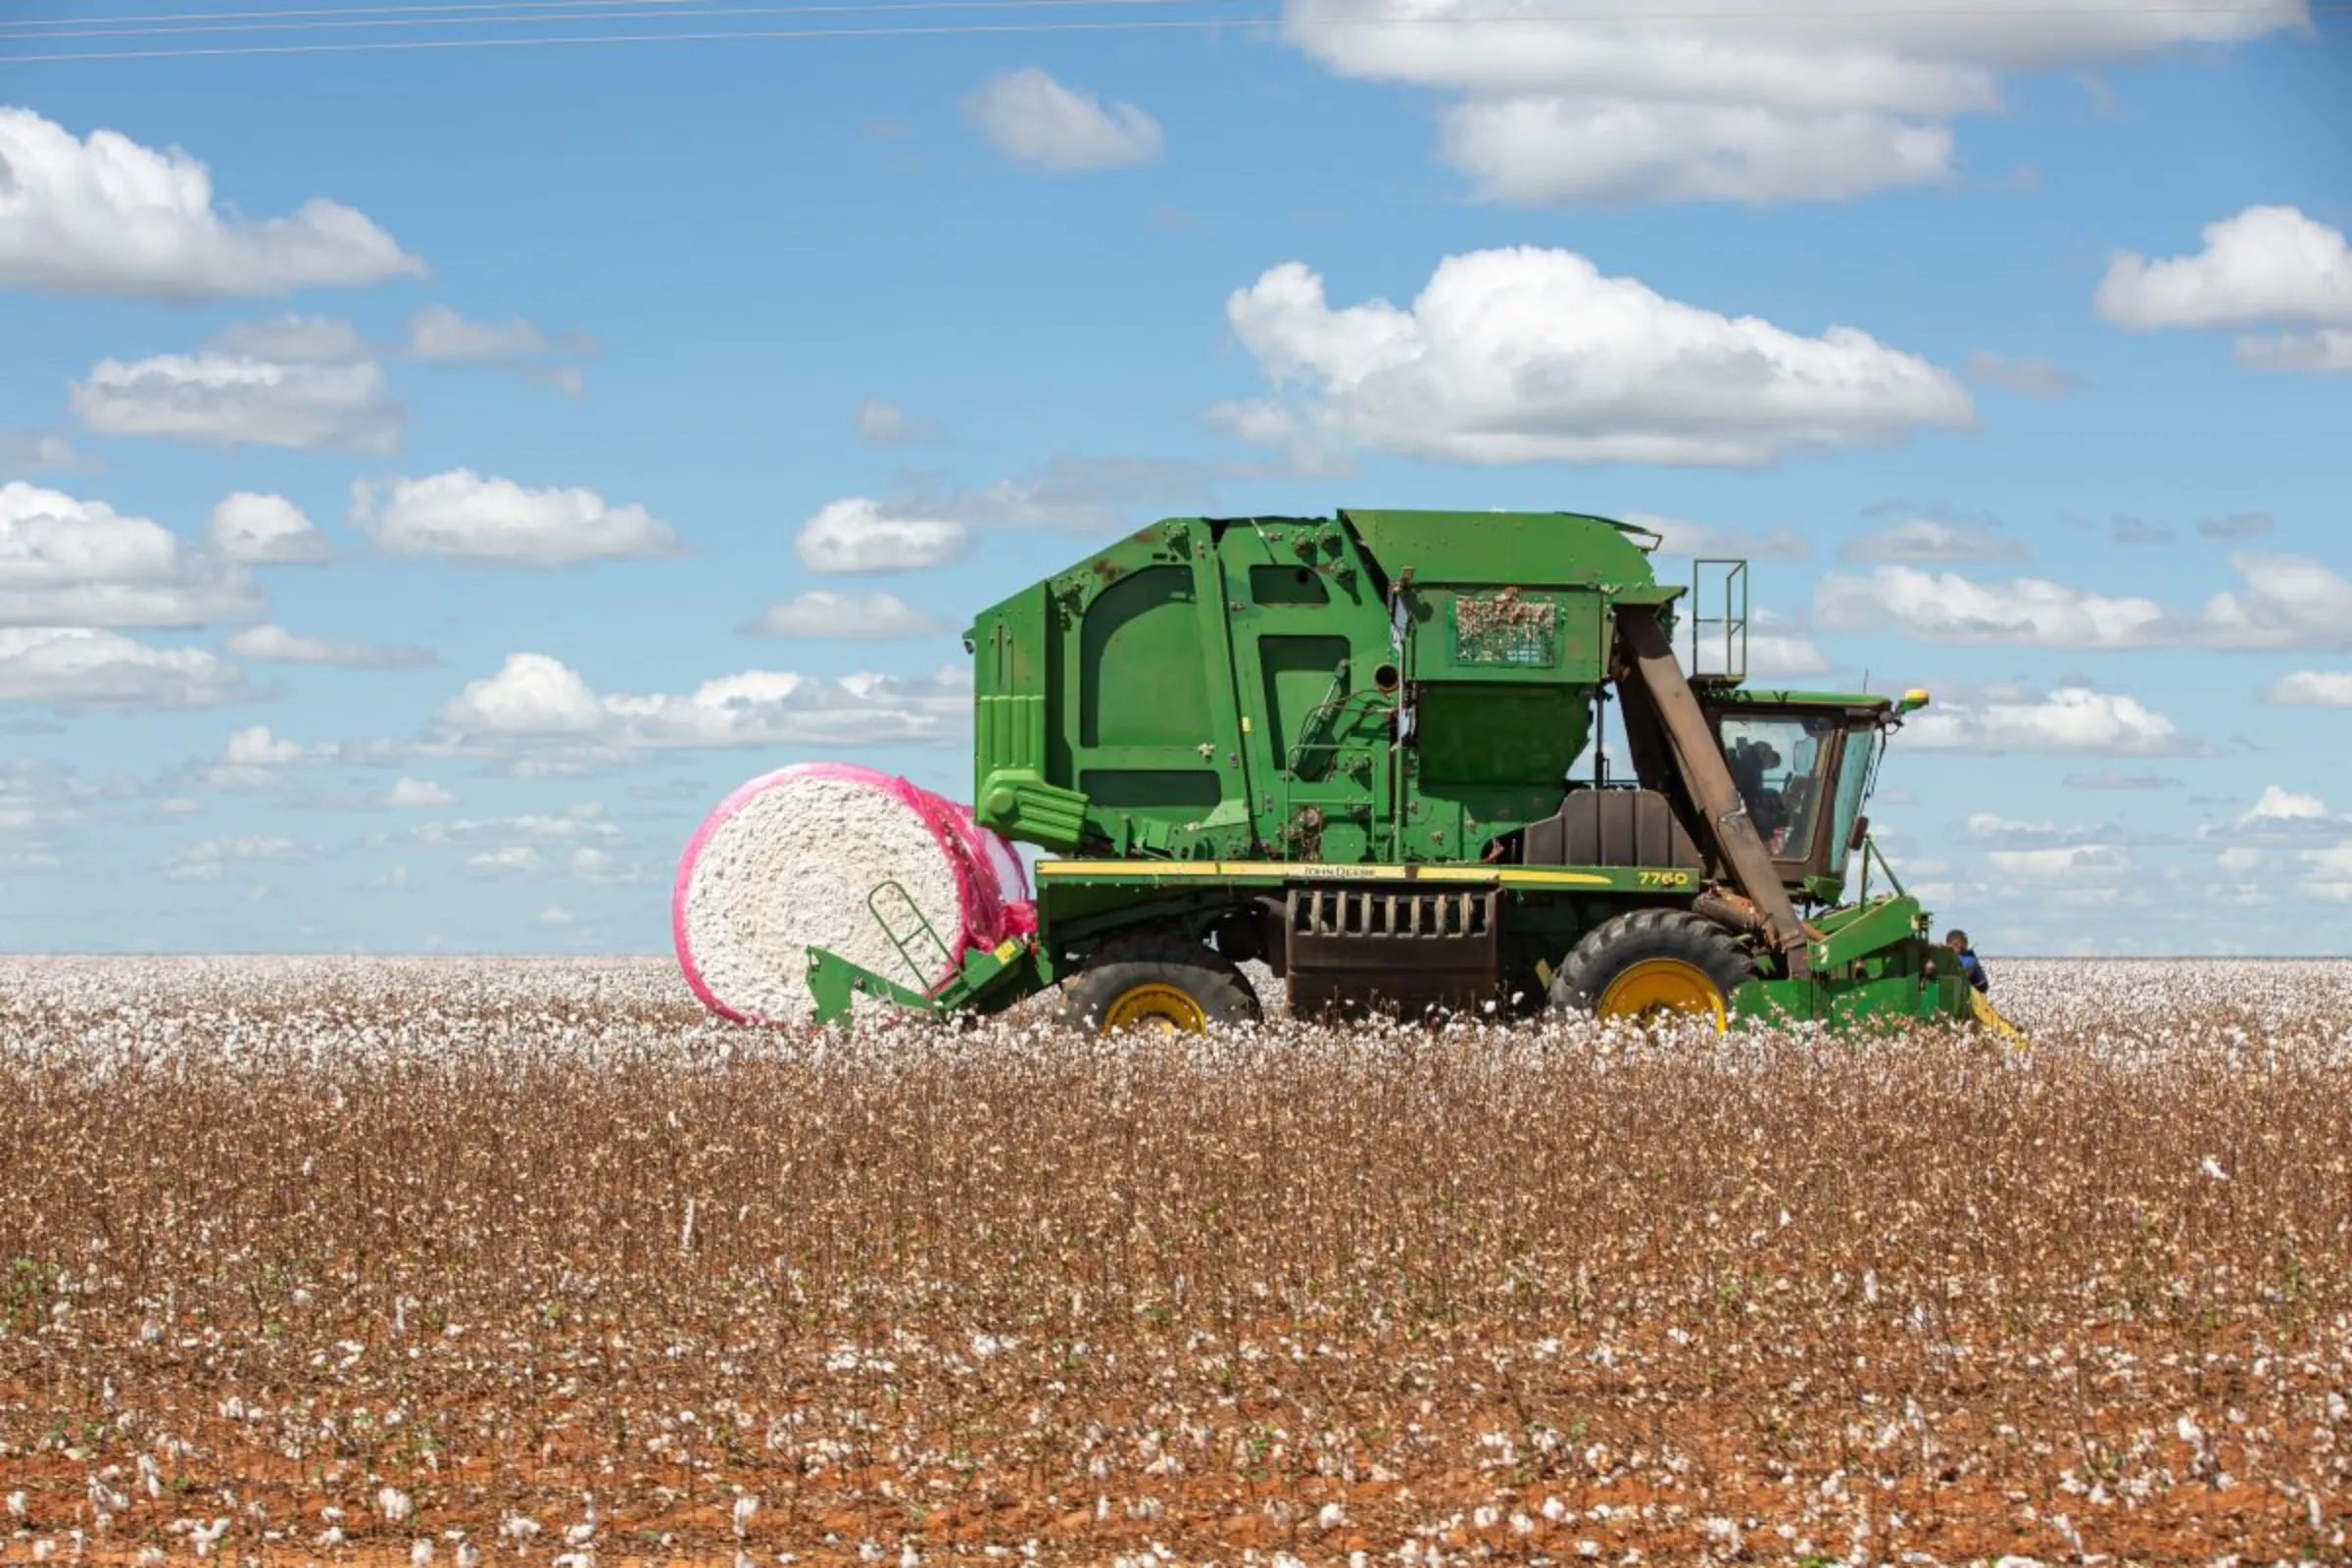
1342,510 -> 1664,589
1414,687 -> 1590,786
1078,564 -> 1210,748
969,509 -> 1669,866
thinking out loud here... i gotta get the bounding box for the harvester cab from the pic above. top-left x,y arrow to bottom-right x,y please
1699,689 -> 1916,907
673,507 -> 2025,1040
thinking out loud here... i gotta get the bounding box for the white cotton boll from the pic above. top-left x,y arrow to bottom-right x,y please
676,766 -> 988,1025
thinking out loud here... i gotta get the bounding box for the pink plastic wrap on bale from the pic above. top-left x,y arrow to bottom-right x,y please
672,760 -> 1036,1026
934,800 -> 1039,941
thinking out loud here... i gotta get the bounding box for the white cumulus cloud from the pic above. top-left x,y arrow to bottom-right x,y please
2239,783 -> 2328,826
72,352 -> 406,454
2096,205 -> 2352,374
1278,0 -> 2305,205
1210,247 -> 1975,467
0,626 -> 248,710
351,469 -> 682,567
2301,842 -> 2352,900
1622,512 -> 1811,561
1985,844 -> 2132,879
1815,553 -> 2352,652
404,304 -> 584,362
465,846 -> 544,878
402,305 -> 594,396
2265,668 -> 2352,707
743,590 -> 949,640
440,652 -> 608,737
0,106 -> 424,300
1904,685 -> 2199,756
384,777 -> 456,808
437,651 -> 970,763
170,836 -> 310,880
205,491 -> 331,564
1744,630 -> 1833,680
0,481 -> 262,628
222,725 -> 306,767
203,315 -> 372,364
225,622 -> 436,668
201,723 -> 340,788
795,498 -> 969,574
2097,205 -> 2352,328
961,68 -> 1163,172
799,458 -> 1217,575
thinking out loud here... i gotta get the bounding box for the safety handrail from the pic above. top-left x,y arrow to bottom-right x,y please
866,878 -> 955,992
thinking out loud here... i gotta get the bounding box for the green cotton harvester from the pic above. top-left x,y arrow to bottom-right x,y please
672,509 -> 2024,1038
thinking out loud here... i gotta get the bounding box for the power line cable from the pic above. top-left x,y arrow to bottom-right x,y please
0,0 -> 1221,33
3,0 -> 2323,63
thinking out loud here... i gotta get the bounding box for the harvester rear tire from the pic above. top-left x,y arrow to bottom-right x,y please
1061,931 -> 1262,1036
1549,908 -> 1756,1030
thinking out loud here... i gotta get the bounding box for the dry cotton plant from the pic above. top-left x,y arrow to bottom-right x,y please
0,956 -> 2349,1567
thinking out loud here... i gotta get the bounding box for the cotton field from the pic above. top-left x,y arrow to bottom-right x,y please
1,956 -> 2348,1567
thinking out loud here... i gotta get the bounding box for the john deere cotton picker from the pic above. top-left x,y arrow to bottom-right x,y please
672,509 -> 2023,1037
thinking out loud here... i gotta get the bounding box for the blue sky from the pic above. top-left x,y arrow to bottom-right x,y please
2,0 -> 2347,956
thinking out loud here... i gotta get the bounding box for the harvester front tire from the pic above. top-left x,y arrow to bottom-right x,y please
1062,931 -> 1262,1036
1550,908 -> 1755,1030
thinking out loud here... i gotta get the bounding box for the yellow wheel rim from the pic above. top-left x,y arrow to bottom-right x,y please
1595,958 -> 1726,1030
1101,982 -> 1208,1034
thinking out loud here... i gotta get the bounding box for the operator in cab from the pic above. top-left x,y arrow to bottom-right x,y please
1726,738 -> 1790,853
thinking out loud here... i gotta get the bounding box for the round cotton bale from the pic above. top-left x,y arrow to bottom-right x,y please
673,762 -> 993,1026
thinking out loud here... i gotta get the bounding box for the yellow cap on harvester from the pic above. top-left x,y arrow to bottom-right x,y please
1896,687 -> 1931,714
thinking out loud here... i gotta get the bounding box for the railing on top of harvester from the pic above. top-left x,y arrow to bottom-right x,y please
1687,558 -> 1749,684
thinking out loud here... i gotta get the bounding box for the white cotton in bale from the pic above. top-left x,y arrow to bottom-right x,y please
673,763 -> 975,1025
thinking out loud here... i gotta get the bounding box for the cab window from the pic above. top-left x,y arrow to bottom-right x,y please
1714,712 -> 1840,858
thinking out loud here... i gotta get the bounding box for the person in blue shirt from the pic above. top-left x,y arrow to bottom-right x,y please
1944,929 -> 1990,994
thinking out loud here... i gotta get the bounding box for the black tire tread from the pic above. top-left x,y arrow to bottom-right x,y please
1548,906 -> 1756,1014
1061,929 -> 1262,1032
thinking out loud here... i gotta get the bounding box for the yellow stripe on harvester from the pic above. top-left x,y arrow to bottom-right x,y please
1033,859 -> 1612,888
1971,988 -> 2032,1050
